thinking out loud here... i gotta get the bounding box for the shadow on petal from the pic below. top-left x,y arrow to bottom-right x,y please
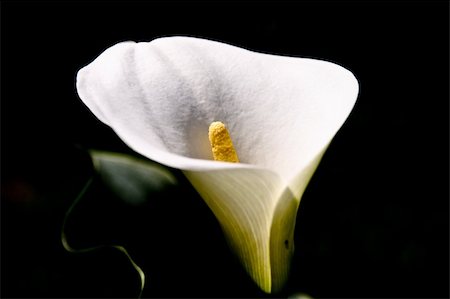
270,186 -> 298,293
184,167 -> 291,293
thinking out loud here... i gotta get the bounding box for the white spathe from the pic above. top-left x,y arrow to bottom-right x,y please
76,36 -> 359,293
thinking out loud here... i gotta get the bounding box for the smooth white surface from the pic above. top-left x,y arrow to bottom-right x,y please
76,36 -> 359,292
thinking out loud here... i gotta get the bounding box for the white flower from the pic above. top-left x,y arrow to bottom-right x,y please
76,36 -> 358,293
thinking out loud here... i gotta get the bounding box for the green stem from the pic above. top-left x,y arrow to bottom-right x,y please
61,176 -> 145,298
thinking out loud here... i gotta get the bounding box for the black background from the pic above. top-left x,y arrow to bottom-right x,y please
1,1 -> 448,298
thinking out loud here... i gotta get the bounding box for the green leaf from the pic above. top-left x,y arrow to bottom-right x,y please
90,150 -> 177,206
62,151 -> 177,298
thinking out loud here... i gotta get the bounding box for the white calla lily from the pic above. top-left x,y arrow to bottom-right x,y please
76,36 -> 358,293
